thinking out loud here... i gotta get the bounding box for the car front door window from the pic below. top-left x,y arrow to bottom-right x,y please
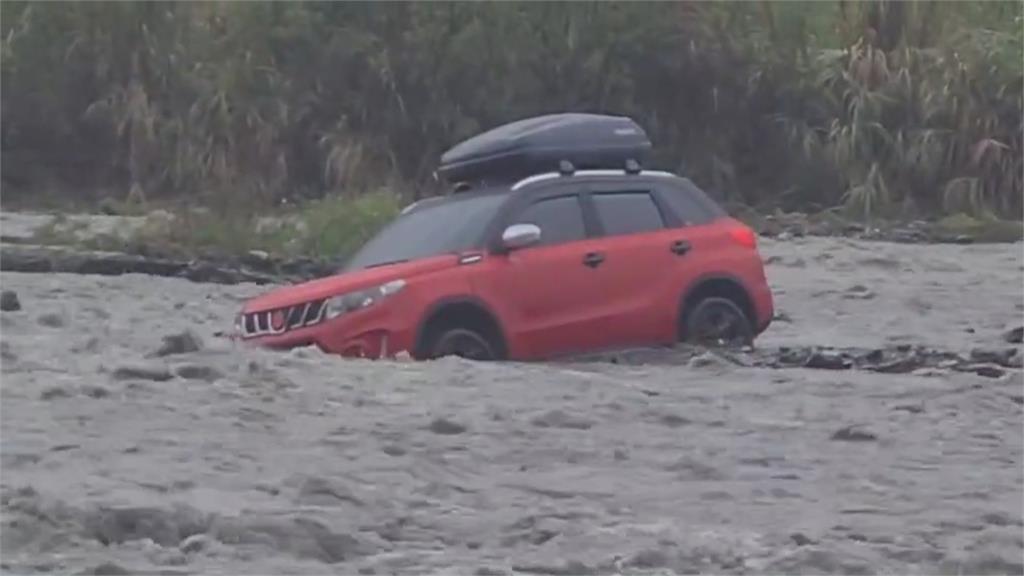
513,195 -> 586,247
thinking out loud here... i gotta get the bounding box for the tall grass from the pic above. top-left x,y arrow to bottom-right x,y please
2,1 -> 1021,219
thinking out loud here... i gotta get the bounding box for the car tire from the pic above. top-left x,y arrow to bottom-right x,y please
683,296 -> 754,348
425,327 -> 497,361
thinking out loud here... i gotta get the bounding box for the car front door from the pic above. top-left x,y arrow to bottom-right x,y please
471,185 -> 616,359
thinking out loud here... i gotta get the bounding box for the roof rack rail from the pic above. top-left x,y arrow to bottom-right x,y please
510,168 -> 677,191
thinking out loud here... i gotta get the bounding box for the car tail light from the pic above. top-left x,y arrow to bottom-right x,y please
729,225 -> 758,249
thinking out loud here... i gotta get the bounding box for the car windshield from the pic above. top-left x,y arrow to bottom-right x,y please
343,191 -> 506,271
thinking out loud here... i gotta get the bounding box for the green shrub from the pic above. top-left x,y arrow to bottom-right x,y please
933,213 -> 1024,243
295,191 -> 402,260
102,192 -> 402,261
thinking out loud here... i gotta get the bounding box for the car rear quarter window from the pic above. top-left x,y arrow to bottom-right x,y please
592,191 -> 665,236
660,179 -> 726,225
515,195 -> 586,246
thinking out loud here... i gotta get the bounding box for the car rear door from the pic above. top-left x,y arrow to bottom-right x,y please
579,177 -> 698,347
470,183 -> 618,359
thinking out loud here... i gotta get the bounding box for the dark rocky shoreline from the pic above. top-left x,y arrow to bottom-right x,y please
733,207 -> 1024,245
0,243 -> 336,286
570,339 -> 1024,382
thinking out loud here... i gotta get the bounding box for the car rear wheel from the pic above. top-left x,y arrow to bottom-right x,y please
426,327 -> 496,361
683,296 -> 754,348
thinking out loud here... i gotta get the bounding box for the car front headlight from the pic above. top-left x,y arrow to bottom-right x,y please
325,279 -> 406,319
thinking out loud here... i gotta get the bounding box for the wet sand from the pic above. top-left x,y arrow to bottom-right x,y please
1,236 -> 1022,575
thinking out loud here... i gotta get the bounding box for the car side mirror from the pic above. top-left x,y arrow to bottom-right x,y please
501,223 -> 541,251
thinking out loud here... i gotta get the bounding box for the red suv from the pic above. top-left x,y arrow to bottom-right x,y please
237,114 -> 773,361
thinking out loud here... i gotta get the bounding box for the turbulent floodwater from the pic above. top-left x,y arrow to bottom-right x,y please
1,236 -> 1022,575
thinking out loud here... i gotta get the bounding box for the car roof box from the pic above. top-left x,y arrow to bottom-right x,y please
436,113 -> 652,185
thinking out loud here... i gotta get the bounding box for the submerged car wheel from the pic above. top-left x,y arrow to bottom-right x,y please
684,297 -> 754,348
428,328 -> 496,361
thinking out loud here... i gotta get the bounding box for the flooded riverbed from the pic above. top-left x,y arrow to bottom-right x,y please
1,236 -> 1022,575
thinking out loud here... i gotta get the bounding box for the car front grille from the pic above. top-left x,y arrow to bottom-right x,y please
241,299 -> 326,337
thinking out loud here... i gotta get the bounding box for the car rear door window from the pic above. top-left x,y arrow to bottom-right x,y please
592,191 -> 665,236
515,195 -> 586,246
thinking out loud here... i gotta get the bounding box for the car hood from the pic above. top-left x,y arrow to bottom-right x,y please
243,254 -> 458,312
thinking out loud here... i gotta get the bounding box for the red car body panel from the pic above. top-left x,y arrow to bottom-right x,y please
240,254 -> 477,358
237,213 -> 773,362
243,255 -> 456,311
470,217 -> 772,360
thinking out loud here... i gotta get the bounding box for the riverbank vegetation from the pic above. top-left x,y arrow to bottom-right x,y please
2,1 -> 1021,257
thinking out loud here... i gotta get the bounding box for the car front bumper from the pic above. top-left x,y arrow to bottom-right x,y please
236,305 -> 416,360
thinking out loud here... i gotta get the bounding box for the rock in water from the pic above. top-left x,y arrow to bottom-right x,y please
82,385 -> 111,399
295,476 -> 363,507
773,311 -> 793,323
529,409 -> 594,430
843,284 -> 876,300
688,351 -> 728,369
154,330 -> 203,357
831,425 -> 878,442
428,418 -> 467,435
112,363 -> 174,382
966,364 -> 1005,379
179,533 -> 214,554
626,548 -> 670,569
790,532 -> 816,546
83,562 -> 132,575
1,290 -> 21,312
174,364 -> 223,382
40,386 -> 72,400
805,350 -> 851,370
970,348 -> 1017,367
1003,326 -> 1023,344
1,341 -> 16,362
37,312 -> 66,328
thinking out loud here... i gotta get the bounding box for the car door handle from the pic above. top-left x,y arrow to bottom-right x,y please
582,252 -> 605,268
670,240 -> 691,255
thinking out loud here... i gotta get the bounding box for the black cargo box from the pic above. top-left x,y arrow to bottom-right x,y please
436,113 -> 652,185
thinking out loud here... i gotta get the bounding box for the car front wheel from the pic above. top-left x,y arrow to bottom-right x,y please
426,327 -> 497,361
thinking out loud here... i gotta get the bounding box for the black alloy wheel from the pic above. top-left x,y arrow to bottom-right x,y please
429,328 -> 496,361
685,297 -> 754,348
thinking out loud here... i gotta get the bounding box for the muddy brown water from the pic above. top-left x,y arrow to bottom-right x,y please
1,235 -> 1022,575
